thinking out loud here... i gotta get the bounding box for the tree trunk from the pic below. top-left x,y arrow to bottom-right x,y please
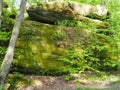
0,0 -> 27,84
0,0 -> 2,28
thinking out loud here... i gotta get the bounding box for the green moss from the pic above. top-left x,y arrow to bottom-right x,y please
13,21 -> 66,75
12,20 -> 118,75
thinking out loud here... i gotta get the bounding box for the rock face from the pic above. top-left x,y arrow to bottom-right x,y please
12,20 -> 118,75
12,1 -> 118,75
14,21 -> 86,74
27,1 -> 109,28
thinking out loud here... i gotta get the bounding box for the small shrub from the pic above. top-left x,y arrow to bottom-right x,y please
7,72 -> 24,90
7,72 -> 32,90
53,31 -> 66,40
64,75 -> 75,81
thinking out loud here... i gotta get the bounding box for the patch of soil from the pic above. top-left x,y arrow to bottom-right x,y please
16,75 -> 111,90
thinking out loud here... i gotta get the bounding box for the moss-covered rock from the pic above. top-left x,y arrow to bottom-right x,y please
13,21 -> 60,74
12,20 -> 118,75
13,21 -> 64,75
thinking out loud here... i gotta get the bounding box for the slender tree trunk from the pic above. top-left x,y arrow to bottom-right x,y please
0,0 -> 2,28
0,0 -> 27,84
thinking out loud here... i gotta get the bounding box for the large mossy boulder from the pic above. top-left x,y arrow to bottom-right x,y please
12,20 -> 118,75
11,0 -> 116,76
27,1 -> 109,28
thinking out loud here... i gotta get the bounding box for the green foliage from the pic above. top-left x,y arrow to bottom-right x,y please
64,75 -> 74,81
7,72 -> 32,90
84,36 -> 118,71
0,84 -> 4,90
76,87 -> 103,90
0,7 -> 15,66
55,18 -> 118,74
106,0 -> 120,71
54,0 -> 119,74
0,47 -> 6,65
7,72 -> 24,90
58,47 -> 88,73
0,31 -> 11,41
56,20 -> 77,27
2,7 -> 17,19
68,0 -> 100,5
56,20 -> 92,29
0,47 -> 6,55
53,31 -> 66,40
57,35 -> 118,74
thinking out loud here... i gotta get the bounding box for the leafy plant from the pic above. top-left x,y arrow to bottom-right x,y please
7,72 -> 24,90
76,87 -> 103,90
56,20 -> 78,27
6,72 -> 32,90
0,84 -> 5,90
58,47 -> 88,73
84,33 -> 118,71
53,31 -> 66,40
64,75 -> 75,81
0,7 -> 14,66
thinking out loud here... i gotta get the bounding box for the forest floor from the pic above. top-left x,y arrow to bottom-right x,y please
15,72 -> 120,90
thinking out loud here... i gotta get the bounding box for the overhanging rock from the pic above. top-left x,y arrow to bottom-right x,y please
27,1 -> 109,26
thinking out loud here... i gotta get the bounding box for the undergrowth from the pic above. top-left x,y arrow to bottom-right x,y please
0,8 -> 15,65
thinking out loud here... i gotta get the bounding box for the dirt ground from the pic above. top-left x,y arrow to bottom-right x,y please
15,74 -> 120,90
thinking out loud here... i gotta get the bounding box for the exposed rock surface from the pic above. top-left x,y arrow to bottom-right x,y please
27,1 -> 109,28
